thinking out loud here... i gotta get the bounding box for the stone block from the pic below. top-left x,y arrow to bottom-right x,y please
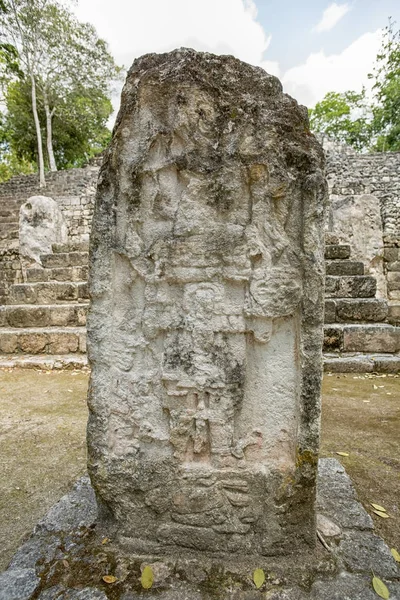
387,271 -> 400,282
35,282 -> 78,304
386,260 -> 400,271
26,267 -> 48,283
323,326 -> 344,352
325,260 -> 364,276
77,282 -> 89,299
335,298 -> 388,322
68,251 -> 89,266
86,49 -> 327,557
325,276 -> 377,298
339,531 -> 399,578
0,568 -> 40,600
387,303 -> 400,324
343,324 -> 400,353
387,280 -> 400,291
324,245 -> 351,260
18,332 -> 48,353
9,284 -> 37,304
47,332 -> 80,354
41,253 -> 69,269
6,306 -> 49,328
47,305 -> 76,327
324,300 -> 336,323
384,247 -> 399,262
0,332 -> 18,353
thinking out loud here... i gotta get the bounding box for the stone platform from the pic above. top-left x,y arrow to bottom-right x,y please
1,459 -> 399,600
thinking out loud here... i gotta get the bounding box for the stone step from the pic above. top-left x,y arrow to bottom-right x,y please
0,215 -> 19,223
323,324 -> 400,354
325,260 -> 364,276
387,302 -> 400,325
325,276 -> 376,299
0,353 -> 88,369
40,251 -> 89,269
0,229 -> 18,240
52,241 -> 89,253
324,233 -> 340,245
323,353 -> 400,373
0,327 -> 86,354
0,304 -> 88,328
0,222 -> 18,231
324,298 -> 388,323
25,265 -> 88,283
324,244 -> 351,260
7,281 -> 89,305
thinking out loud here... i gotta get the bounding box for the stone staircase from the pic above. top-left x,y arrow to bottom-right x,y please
323,235 -> 400,372
0,243 -> 89,369
0,235 -> 400,371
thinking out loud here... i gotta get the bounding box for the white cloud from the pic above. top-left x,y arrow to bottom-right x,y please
74,0 -> 278,75
73,0 -> 279,121
282,29 -> 382,107
314,3 -> 351,33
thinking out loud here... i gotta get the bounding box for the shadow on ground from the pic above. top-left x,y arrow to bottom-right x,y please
0,369 -> 398,571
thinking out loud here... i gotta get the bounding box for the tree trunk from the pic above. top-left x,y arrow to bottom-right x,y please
43,91 -> 57,172
30,73 -> 46,187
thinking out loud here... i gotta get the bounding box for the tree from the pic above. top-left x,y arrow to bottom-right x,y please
308,90 -> 373,151
0,0 -> 120,184
4,77 -> 112,169
370,18 -> 400,151
1,0 -> 48,186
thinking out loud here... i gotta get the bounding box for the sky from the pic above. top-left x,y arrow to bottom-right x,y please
74,0 -> 400,114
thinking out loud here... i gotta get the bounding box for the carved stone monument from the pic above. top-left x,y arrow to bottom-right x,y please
19,195 -> 68,264
87,49 -> 327,557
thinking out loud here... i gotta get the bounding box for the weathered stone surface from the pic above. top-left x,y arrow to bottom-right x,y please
19,196 -> 68,265
38,588 -> 108,600
0,567 -> 40,600
327,194 -> 386,297
323,326 -> 343,352
87,49 -> 327,556
324,245 -> 350,260
325,276 -> 377,298
339,531 -> 400,578
325,260 -> 364,276
324,300 -> 336,323
316,514 -> 341,538
311,573 -> 399,600
35,476 -> 97,534
343,324 -> 400,353
335,298 -> 388,323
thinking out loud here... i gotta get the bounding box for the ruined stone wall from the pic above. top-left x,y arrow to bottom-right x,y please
321,136 -> 400,300
321,137 -> 400,236
0,164 -> 99,245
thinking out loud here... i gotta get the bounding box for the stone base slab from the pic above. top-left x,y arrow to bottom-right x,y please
324,352 -> 400,373
0,353 -> 88,370
1,459 -> 398,599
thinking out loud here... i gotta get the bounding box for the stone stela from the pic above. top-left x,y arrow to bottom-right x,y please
87,48 -> 327,557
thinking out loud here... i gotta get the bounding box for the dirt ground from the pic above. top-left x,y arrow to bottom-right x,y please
321,372 -> 400,553
0,369 -> 88,570
0,369 -> 399,571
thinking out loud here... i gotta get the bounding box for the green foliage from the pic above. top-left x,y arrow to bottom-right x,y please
0,112 -> 35,182
309,18 -> 400,153
308,90 -> 372,151
0,0 -> 121,180
4,77 -> 113,169
370,18 -> 400,151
